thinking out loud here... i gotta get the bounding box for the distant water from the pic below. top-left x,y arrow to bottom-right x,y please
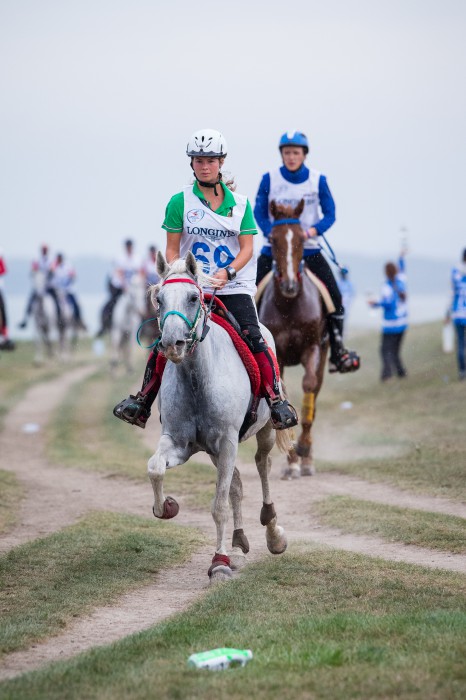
5,292 -> 106,341
4,292 -> 449,341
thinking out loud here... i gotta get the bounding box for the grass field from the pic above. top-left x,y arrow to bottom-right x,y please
280,321 -> 466,500
1,546 -> 465,699
0,323 -> 465,699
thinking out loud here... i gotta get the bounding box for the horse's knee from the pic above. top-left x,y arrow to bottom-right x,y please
147,452 -> 167,479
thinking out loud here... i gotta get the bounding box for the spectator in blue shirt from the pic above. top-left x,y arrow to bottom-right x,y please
368,252 -> 408,381
448,248 -> 466,380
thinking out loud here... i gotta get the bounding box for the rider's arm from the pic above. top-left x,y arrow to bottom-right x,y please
163,193 -> 184,263
253,173 -> 272,238
312,175 -> 336,237
166,233 -> 181,263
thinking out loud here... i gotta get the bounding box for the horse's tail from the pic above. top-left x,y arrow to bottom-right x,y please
275,427 -> 295,454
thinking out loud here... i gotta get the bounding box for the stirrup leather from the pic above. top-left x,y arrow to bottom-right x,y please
113,393 -> 151,429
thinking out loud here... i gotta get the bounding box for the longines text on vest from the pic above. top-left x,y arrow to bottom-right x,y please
186,227 -> 236,238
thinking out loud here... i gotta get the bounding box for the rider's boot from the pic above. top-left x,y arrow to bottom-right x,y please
254,348 -> 298,430
327,313 -> 360,373
113,350 -> 163,428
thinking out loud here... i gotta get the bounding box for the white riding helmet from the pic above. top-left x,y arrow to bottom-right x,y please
186,129 -> 228,158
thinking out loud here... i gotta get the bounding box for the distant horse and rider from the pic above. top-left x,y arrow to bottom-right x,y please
96,240 -> 157,373
18,246 -> 87,364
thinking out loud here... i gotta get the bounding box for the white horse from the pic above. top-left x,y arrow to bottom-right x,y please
148,251 -> 290,581
31,269 -> 77,364
109,274 -> 146,374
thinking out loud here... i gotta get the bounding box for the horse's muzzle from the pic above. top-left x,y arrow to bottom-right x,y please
159,340 -> 186,363
279,279 -> 299,298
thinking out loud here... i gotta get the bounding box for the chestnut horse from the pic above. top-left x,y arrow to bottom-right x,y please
257,200 -> 329,478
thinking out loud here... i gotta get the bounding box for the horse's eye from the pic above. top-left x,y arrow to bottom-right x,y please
189,294 -> 198,303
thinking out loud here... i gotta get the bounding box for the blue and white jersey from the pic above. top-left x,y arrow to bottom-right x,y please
451,264 -> 466,325
374,257 -> 408,334
254,164 -> 336,257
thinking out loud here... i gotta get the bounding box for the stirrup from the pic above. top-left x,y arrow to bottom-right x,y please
270,399 -> 298,430
329,349 -> 360,374
113,393 -> 151,429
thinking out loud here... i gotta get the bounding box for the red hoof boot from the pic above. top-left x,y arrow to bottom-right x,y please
329,350 -> 360,374
153,497 -> 179,520
208,553 -> 232,578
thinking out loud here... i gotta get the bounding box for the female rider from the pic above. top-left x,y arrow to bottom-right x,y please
254,131 -> 360,374
113,128 -> 298,431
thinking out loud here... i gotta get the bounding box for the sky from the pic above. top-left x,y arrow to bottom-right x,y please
1,0 -> 465,263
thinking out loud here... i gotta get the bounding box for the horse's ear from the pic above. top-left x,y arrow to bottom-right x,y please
270,200 -> 278,220
185,251 -> 198,278
296,198 -> 305,218
156,251 -> 169,278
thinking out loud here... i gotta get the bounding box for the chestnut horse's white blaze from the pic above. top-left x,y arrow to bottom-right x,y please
147,251 -> 289,580
286,228 -> 294,282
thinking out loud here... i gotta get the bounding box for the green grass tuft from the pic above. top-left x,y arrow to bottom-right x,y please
314,495 -> 466,553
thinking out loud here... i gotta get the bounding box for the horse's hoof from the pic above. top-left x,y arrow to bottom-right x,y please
208,553 -> 233,580
152,496 -> 179,520
266,526 -> 288,555
290,464 -> 301,479
209,567 -> 234,583
301,464 -> 316,476
229,547 -> 247,571
280,468 -> 292,481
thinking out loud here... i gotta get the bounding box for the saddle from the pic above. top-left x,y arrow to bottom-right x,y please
255,269 -> 336,314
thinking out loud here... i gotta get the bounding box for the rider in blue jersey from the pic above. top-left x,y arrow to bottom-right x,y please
254,131 -> 360,374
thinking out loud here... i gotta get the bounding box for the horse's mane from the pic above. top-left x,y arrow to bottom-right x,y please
149,257 -> 218,307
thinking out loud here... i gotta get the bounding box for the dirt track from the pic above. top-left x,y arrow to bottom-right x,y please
1,366 -> 465,681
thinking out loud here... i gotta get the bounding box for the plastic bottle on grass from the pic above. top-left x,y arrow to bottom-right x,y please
188,648 -> 253,670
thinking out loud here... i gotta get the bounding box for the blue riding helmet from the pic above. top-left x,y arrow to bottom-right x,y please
278,131 -> 309,154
